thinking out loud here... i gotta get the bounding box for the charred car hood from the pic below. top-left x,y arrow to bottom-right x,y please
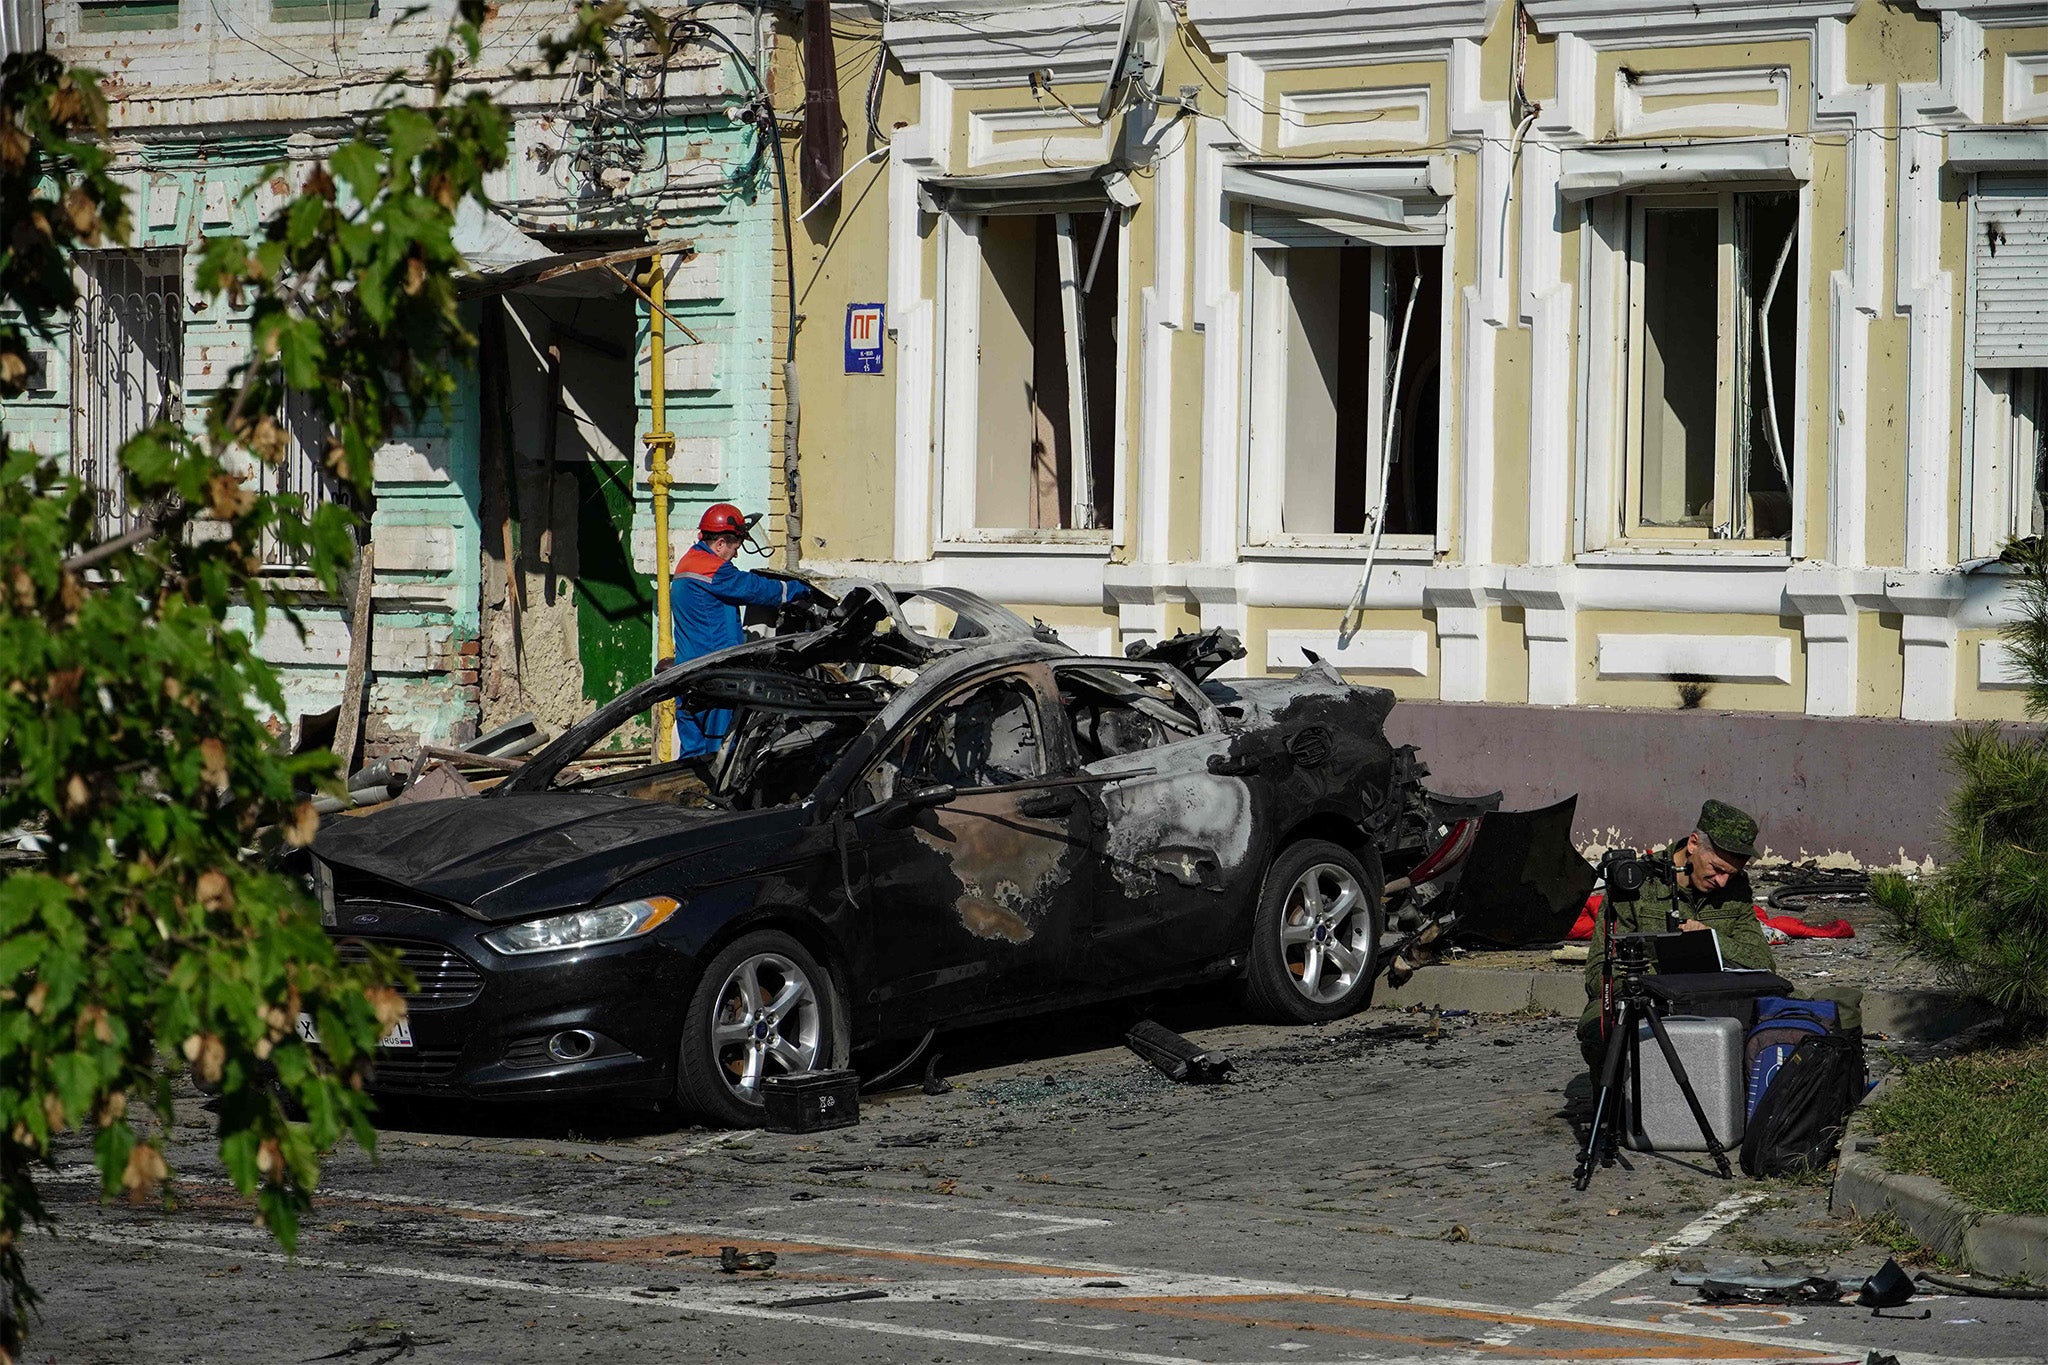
313,793 -> 762,922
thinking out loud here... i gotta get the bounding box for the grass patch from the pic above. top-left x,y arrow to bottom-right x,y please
1867,1044 -> 2048,1217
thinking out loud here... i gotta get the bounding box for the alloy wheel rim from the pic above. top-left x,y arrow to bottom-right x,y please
710,951 -> 822,1101
1279,863 -> 1373,1004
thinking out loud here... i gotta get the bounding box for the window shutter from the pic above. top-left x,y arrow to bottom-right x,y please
1974,178 -> 2048,368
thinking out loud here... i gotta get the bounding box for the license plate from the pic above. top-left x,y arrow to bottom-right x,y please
297,1013 -> 413,1049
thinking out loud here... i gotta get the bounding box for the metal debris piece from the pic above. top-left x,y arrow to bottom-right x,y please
920,1054 -> 952,1096
719,1246 -> 778,1273
1124,1020 -> 1233,1084
764,1289 -> 888,1309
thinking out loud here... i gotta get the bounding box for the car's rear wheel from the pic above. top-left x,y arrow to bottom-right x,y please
676,930 -> 845,1127
1244,839 -> 1384,1023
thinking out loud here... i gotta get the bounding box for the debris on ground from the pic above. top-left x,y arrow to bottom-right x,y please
1857,1258 -> 1915,1309
921,1054 -> 952,1096
1125,1020 -> 1234,1083
718,1247 -> 778,1273
764,1289 -> 888,1309
1917,1271 -> 2048,1299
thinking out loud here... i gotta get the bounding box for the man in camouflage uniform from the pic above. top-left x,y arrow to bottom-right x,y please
1576,799 -> 1777,1071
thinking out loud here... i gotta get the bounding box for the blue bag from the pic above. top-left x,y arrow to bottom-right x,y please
1744,997 -> 1838,1118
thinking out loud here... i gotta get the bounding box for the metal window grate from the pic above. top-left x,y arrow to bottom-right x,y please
254,390 -> 341,569
73,250 -> 184,543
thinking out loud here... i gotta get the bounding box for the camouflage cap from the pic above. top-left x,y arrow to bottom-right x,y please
1697,799 -> 1759,860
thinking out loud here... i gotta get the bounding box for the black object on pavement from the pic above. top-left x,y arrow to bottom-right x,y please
1125,1020 -> 1233,1083
1856,1258 -> 1915,1309
762,1069 -> 860,1134
719,1247 -> 779,1273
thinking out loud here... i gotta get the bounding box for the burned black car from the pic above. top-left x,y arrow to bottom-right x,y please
311,584 -> 1457,1125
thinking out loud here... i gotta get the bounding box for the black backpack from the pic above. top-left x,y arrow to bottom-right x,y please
1739,1032 -> 1866,1177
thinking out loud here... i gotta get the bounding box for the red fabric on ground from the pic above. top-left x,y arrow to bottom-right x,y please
1563,893 -> 1854,942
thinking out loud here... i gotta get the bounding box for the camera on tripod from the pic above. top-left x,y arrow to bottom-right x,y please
1598,846 -> 1673,903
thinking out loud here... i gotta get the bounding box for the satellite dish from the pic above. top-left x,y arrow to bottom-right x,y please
1094,0 -> 1170,122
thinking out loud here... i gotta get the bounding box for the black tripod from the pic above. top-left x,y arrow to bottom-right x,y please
1573,855 -> 1733,1190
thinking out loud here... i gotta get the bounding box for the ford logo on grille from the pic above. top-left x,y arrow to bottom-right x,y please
351,913 -> 382,926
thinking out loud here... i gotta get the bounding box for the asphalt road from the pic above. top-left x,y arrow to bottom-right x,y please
19,999 -> 2046,1364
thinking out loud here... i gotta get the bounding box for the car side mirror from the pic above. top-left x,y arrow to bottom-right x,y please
872,783 -> 958,829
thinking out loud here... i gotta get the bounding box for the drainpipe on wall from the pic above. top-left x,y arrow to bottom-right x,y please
647,253 -> 677,763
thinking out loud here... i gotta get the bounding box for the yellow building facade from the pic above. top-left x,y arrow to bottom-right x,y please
779,1 -> 2048,859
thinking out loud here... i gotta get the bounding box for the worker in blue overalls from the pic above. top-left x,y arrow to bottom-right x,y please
670,503 -> 811,759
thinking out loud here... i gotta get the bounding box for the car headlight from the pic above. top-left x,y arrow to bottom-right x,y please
482,897 -> 680,956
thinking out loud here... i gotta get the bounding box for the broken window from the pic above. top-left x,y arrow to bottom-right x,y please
73,250 -> 184,544
1966,177 -> 2048,555
1056,664 -> 1203,763
76,0 -> 180,32
271,0 -> 374,21
1246,240 -> 1441,543
959,210 -> 1121,534
1623,190 -> 1797,543
862,678 -> 1045,804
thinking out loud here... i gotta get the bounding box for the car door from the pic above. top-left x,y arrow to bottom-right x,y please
848,665 -> 1098,1032
1055,660 -> 1261,984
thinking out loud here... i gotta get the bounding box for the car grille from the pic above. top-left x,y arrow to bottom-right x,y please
503,1037 -> 552,1069
366,1049 -> 463,1088
333,937 -> 484,1010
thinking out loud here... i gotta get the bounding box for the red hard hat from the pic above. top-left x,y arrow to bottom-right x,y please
699,503 -> 758,538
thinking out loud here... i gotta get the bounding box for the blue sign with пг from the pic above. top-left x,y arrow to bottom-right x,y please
845,302 -> 885,375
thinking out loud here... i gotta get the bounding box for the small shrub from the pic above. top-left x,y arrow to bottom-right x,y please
1873,538 -> 2048,1026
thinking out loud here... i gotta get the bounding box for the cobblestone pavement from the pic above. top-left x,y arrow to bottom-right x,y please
21,999 -> 2046,1363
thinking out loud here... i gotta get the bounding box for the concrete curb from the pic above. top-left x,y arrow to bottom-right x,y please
1832,1071 -> 2048,1284
1371,965 -> 1988,1041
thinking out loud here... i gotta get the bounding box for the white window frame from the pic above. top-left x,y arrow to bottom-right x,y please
1962,175 -> 2048,560
933,207 -> 1130,548
1238,213 -> 1448,553
1577,182 -> 1810,559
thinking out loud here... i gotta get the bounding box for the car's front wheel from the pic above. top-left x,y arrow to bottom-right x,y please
1244,839 -> 1384,1023
676,930 -> 845,1127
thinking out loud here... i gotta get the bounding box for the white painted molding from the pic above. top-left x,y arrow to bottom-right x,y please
1899,11 -> 1983,574
1522,1 -> 1854,41
1615,66 -> 1791,138
1186,0 -> 1489,66
1980,638 -> 2030,689
1275,86 -> 1431,152
2005,52 -> 2048,121
1266,629 -> 1429,677
1557,139 -> 1806,201
1597,633 -> 1794,685
966,107 -> 1115,168
883,0 -> 1124,88
1814,15 -> 1880,570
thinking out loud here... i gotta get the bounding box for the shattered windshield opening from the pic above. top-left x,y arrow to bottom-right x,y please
1057,664 -> 1203,763
548,667 -> 895,811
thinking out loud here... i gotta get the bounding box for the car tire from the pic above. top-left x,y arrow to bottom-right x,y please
1243,839 -> 1384,1024
676,930 -> 846,1127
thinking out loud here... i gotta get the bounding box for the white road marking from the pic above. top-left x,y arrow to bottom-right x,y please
1533,1191 -> 1769,1316
732,1194 -> 1112,1245
46,1211 -> 2006,1365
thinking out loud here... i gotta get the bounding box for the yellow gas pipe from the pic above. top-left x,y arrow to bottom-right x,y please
647,252 -> 677,764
